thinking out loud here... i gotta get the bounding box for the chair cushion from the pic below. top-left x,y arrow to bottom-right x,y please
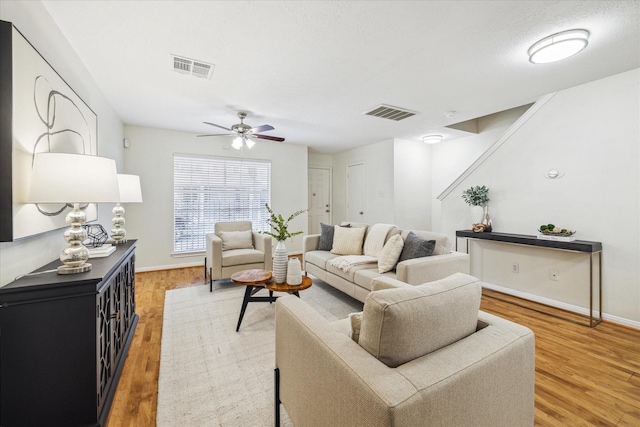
358,273 -> 482,368
221,248 -> 265,267
331,225 -> 366,255
398,231 -> 435,263
349,311 -> 363,342
378,234 -> 404,273
220,230 -> 254,250
353,268 -> 395,291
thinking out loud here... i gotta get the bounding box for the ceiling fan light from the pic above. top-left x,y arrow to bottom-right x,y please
422,134 -> 443,144
244,138 -> 255,149
232,136 -> 243,150
528,29 -> 589,64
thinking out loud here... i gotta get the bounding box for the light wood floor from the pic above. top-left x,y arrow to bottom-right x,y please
107,267 -> 640,426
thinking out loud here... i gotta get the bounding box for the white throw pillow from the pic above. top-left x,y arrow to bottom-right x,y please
220,230 -> 254,250
377,234 -> 404,273
330,226 -> 366,255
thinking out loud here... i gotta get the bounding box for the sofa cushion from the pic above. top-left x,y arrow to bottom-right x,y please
220,230 -> 254,250
353,268 -> 396,291
304,250 -> 338,270
378,234 -> 404,273
221,248 -> 264,267
398,231 -> 435,263
358,273 -> 482,368
317,223 -> 335,251
327,261 -> 376,282
331,226 -> 366,255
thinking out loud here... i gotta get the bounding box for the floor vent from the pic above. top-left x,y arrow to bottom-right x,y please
364,104 -> 417,121
171,55 -> 214,79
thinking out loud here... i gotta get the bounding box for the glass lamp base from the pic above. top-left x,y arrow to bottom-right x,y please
57,263 -> 92,275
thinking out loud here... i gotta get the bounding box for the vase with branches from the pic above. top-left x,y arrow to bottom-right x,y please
262,203 -> 307,283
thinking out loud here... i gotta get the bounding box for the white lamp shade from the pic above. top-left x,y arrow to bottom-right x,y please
117,174 -> 143,203
28,153 -> 120,203
422,135 -> 443,144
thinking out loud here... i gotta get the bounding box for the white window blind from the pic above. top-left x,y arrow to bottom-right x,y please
173,153 -> 271,254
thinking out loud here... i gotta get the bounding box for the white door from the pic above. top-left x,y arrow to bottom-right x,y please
347,163 -> 365,222
308,167 -> 331,234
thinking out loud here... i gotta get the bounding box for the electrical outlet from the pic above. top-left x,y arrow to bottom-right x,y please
512,263 -> 519,273
550,269 -> 559,281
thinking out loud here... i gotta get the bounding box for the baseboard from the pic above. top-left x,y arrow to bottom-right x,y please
482,282 -> 639,330
136,261 -> 204,273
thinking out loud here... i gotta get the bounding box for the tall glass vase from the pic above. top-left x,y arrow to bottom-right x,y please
273,240 -> 288,284
470,205 -> 485,225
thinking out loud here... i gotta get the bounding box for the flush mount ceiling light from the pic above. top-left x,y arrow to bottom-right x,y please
422,135 -> 443,144
528,29 -> 589,64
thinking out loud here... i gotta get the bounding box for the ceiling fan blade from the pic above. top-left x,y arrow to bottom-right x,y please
203,121 -> 232,131
197,133 -> 232,137
251,124 -> 274,133
253,133 -> 285,142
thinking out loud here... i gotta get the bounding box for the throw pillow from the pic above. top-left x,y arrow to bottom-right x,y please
317,223 -> 335,251
377,234 -> 404,273
358,273 -> 482,368
330,225 -> 366,255
398,231 -> 435,263
219,230 -> 254,250
349,311 -> 363,343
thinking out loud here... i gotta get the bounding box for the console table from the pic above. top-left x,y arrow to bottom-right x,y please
456,231 -> 602,327
0,240 -> 138,426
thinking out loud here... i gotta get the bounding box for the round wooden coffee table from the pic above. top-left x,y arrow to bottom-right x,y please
230,270 -> 313,332
266,275 -> 312,294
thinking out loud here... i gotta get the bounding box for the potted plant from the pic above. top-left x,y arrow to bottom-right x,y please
262,203 -> 307,283
462,185 -> 489,226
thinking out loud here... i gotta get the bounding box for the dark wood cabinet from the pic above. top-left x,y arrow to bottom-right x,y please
0,240 -> 138,426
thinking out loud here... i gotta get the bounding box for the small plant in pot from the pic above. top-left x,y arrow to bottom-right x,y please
261,203 -> 307,283
462,185 -> 490,230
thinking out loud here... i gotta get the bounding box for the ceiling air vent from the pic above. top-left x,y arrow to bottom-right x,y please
170,55 -> 214,79
364,104 -> 417,121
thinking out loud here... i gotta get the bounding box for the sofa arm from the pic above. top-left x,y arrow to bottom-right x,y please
252,232 -> 273,270
275,296 -> 417,427
302,234 -> 320,255
396,251 -> 470,285
206,233 -> 223,279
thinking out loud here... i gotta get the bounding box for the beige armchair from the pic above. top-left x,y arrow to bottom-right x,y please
205,221 -> 272,291
275,273 -> 535,426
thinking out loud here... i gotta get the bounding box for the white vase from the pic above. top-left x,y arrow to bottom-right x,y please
287,258 -> 302,285
273,241 -> 288,284
470,205 -> 485,225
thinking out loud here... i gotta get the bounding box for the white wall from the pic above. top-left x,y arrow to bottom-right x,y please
123,125 -> 308,270
394,139 -> 431,230
331,139 -> 395,224
439,69 -> 640,325
0,1 -> 124,287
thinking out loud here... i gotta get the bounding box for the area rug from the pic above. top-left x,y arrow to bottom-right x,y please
156,280 -> 362,426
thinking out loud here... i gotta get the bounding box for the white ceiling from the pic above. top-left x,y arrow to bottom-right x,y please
41,1 -> 640,154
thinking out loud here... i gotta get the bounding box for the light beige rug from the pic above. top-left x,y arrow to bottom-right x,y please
157,280 -> 362,426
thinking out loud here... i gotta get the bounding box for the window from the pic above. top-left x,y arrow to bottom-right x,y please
173,153 -> 271,254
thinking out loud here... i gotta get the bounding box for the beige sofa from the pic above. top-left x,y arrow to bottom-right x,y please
303,223 -> 470,302
275,273 -> 535,426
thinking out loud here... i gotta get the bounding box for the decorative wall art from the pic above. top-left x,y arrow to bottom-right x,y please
0,21 -> 98,241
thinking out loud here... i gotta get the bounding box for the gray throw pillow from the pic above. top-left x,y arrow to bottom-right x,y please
398,231 -> 435,263
318,223 -> 335,251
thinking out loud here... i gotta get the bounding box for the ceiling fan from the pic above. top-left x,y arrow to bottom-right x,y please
197,111 -> 285,149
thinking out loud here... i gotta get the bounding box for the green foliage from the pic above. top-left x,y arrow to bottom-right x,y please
462,185 -> 490,206
261,203 -> 307,242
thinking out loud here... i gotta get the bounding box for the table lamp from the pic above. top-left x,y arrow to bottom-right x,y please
28,153 -> 120,274
110,174 -> 143,244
